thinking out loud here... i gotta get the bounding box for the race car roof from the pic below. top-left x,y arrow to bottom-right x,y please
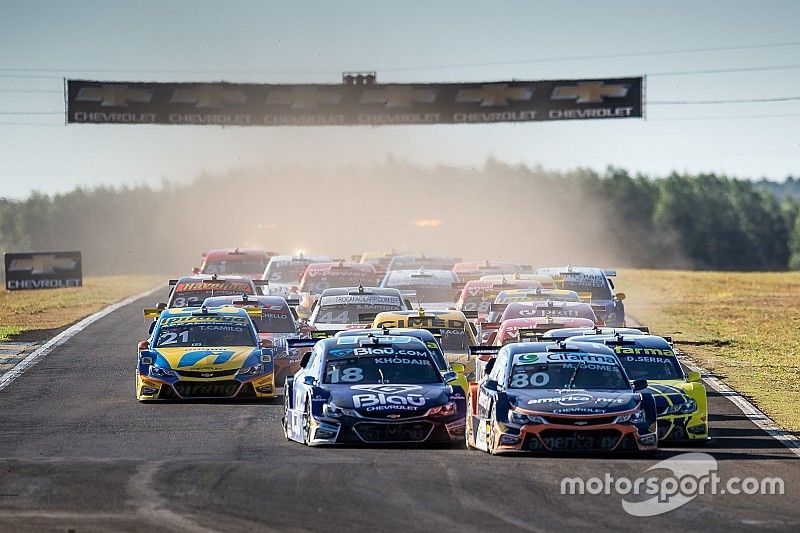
305,261 -> 376,272
383,269 -> 458,284
571,334 -> 673,352
203,248 -> 269,259
174,274 -> 254,284
267,254 -> 330,263
452,261 -> 522,272
318,334 -> 431,353
201,295 -> 291,308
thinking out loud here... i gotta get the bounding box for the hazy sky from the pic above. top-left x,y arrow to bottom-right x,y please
1,0 -> 798,198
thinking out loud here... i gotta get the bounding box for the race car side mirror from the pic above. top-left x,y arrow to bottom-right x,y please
137,340 -> 149,351
633,379 -> 648,391
302,375 -> 316,386
615,292 -> 626,301
443,371 -> 458,383
686,371 -> 702,383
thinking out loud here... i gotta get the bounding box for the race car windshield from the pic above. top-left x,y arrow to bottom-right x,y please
323,353 -> 441,384
155,321 -> 256,347
315,303 -> 403,324
507,305 -> 595,321
560,275 -> 612,300
263,261 -> 310,284
616,353 -> 683,380
251,309 -> 296,333
437,329 -> 468,351
203,259 -> 267,276
300,273 -> 377,294
508,362 -> 629,390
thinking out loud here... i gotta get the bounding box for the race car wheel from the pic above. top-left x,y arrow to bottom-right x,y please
486,404 -> 497,454
282,391 -> 290,440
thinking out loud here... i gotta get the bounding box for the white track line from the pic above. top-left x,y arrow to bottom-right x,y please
0,286 -> 161,393
677,353 -> 800,459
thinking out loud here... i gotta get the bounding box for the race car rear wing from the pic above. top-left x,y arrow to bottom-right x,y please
143,308 -> 162,318
518,328 -> 560,339
357,312 -> 379,324
467,346 -> 502,357
286,337 -> 324,350
253,280 -> 269,287
461,310 -> 479,320
603,270 -> 617,277
577,292 -> 593,302
489,303 -> 508,314
479,322 -> 501,333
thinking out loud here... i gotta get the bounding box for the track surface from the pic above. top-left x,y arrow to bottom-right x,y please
0,293 -> 797,532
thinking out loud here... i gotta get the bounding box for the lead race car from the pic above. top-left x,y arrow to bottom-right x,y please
466,340 -> 658,454
136,305 -> 275,401
283,335 -> 466,446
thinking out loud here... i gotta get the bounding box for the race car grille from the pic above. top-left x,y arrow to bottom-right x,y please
173,380 -> 241,398
528,429 -> 622,451
353,422 -> 434,443
542,415 -> 617,426
175,369 -> 238,378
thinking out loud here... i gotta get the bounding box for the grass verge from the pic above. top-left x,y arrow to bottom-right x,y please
0,275 -> 162,342
618,269 -> 800,434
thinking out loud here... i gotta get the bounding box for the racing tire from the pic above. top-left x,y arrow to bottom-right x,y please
282,391 -> 291,440
486,403 -> 498,455
302,397 -> 313,445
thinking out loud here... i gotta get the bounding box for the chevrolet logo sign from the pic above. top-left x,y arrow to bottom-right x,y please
171,86 -> 247,108
360,86 -> 436,108
456,84 -> 533,107
75,84 -> 152,107
265,87 -> 341,109
8,255 -> 77,275
551,81 -> 629,104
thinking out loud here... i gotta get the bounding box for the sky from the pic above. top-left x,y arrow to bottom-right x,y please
0,0 -> 798,199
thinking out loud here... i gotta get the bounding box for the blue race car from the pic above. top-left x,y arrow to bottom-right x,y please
535,266 -> 626,327
283,334 -> 466,446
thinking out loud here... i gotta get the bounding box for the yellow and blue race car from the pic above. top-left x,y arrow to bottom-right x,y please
136,305 -> 276,401
568,333 -> 709,443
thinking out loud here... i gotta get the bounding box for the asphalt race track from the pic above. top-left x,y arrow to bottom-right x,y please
0,292 -> 797,532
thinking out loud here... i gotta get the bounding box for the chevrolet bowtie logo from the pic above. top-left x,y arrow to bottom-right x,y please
551,81 -> 629,104
8,255 -> 77,275
456,84 -> 533,107
75,84 -> 152,107
170,86 -> 247,108
359,86 -> 436,108
265,87 -> 342,109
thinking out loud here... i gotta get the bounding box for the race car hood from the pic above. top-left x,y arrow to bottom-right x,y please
327,383 -> 450,419
153,346 -> 258,372
511,389 -> 640,416
646,380 -> 696,415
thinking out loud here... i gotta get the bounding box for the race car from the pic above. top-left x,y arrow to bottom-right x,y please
283,335 -> 466,445
567,333 -> 709,442
380,268 -> 459,309
296,261 -> 380,318
480,273 -> 557,289
490,317 -> 596,346
260,254 -> 330,298
162,274 -> 260,309
334,327 -> 469,396
202,294 -> 300,383
307,286 -> 408,334
371,308 -> 479,355
136,305 -> 275,400
479,301 -> 599,345
194,248 -> 275,278
451,261 -> 522,283
487,288 -> 586,321
385,254 -> 461,272
465,340 -> 658,454
535,266 -> 625,327
454,279 -> 543,321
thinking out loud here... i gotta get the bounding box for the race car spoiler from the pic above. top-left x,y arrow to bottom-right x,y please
468,346 -> 501,357
143,308 -> 162,318
591,304 -> 608,315
479,322 -> 501,332
489,303 -> 508,314
577,292 -> 593,302
357,312 -> 380,324
461,310 -> 479,319
286,337 -> 325,350
518,328 -> 559,340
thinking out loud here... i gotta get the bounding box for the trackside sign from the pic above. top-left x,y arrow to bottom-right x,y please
4,251 -> 83,290
66,77 -> 644,126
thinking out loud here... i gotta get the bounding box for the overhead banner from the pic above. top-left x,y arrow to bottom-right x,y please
66,77 -> 644,126
4,251 -> 83,291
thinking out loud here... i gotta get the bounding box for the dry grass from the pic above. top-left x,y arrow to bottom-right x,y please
0,276 -> 162,341
618,269 -> 800,433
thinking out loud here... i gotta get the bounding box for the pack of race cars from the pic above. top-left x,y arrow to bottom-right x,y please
136,248 -> 708,454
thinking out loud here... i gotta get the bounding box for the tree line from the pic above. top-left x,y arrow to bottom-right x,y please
1,162 -> 798,277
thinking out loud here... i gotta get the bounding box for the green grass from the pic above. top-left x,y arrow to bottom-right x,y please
618,269 -> 800,434
0,275 -> 162,341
